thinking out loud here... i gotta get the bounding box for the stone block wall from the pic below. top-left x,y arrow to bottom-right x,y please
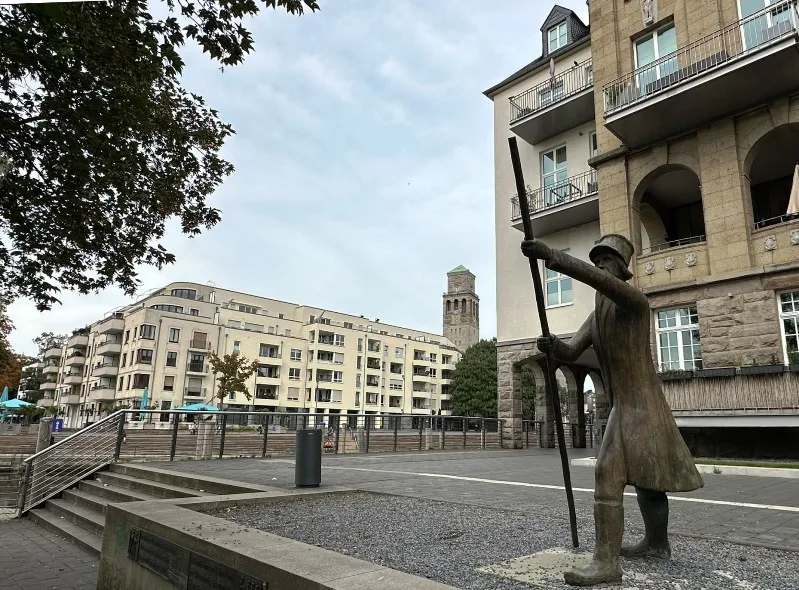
697,290 -> 781,367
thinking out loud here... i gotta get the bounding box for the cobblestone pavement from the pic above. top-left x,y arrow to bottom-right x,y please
159,448 -> 799,551
0,519 -> 97,590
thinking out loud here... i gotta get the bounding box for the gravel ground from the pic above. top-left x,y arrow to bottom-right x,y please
209,492 -> 799,590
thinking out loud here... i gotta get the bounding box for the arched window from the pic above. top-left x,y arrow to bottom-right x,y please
446,300 -> 452,312
454,300 -> 459,311
461,298 -> 467,312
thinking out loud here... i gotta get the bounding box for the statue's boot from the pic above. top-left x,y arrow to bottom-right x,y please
564,501 -> 623,587
621,488 -> 671,559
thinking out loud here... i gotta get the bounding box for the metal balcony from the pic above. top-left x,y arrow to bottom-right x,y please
603,0 -> 799,148
510,59 -> 594,144
510,169 -> 599,236
189,339 -> 211,351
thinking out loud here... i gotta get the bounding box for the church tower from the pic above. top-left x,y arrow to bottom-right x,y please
443,265 -> 480,352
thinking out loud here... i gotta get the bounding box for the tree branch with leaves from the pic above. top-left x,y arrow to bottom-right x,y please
208,352 -> 258,406
0,0 -> 319,309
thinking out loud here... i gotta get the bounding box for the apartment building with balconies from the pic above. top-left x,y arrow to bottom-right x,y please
485,5 -> 602,448
44,281 -> 461,428
490,0 -> 799,457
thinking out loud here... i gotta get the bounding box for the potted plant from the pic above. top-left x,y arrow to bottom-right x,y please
740,354 -> 785,376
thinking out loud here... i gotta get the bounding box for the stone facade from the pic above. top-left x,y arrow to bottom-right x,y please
590,0 -> 799,378
443,266 -> 480,352
496,339 -> 606,449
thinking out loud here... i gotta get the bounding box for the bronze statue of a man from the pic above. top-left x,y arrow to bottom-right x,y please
521,234 -> 703,587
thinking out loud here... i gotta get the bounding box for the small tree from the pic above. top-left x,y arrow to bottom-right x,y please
208,352 -> 258,407
33,332 -> 68,356
451,339 -> 499,417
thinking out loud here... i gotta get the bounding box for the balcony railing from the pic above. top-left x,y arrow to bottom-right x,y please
189,339 -> 211,350
184,387 -> 207,397
603,1 -> 798,116
511,169 -> 599,219
509,59 -> 593,123
641,235 -> 706,255
187,363 -> 208,374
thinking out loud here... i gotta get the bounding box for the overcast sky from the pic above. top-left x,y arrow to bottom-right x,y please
7,0 -> 589,356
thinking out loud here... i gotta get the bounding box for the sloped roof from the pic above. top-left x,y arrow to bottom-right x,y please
483,6 -> 590,98
448,265 -> 471,274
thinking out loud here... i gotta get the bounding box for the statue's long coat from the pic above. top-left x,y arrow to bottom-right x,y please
549,251 -> 703,492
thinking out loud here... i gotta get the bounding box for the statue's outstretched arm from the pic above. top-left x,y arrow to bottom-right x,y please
552,312 -> 594,362
547,250 -> 649,311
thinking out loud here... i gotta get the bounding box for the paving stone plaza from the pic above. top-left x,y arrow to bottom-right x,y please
3,448 -> 796,589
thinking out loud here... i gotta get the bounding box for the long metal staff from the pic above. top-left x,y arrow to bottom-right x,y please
509,137 -> 579,548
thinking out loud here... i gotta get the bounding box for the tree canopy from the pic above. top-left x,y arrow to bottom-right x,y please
33,332 -> 68,356
209,352 -> 258,405
451,339 -> 499,417
451,338 -> 538,419
0,0 -> 318,309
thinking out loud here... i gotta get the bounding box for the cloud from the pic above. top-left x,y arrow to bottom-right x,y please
294,55 -> 354,103
5,0 -> 591,356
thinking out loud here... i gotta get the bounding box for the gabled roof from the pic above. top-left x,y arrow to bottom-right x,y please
483,6 -> 590,98
541,5 -> 575,32
448,265 -> 471,275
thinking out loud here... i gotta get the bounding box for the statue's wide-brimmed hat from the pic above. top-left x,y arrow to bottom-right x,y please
590,234 -> 634,278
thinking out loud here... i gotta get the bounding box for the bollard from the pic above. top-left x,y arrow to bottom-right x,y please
36,418 -> 53,454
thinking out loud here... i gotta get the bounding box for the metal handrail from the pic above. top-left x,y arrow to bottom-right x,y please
603,0 -> 798,115
509,59 -> 593,123
18,409 -> 126,515
511,168 -> 599,220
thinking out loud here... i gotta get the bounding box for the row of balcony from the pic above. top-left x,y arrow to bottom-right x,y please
509,2 -> 799,150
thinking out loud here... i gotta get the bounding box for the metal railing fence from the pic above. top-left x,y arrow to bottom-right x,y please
509,59 -> 593,123
16,410 -> 504,515
511,169 -> 598,219
603,0 -> 798,115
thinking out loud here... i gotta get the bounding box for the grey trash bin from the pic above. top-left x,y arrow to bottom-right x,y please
295,428 -> 322,487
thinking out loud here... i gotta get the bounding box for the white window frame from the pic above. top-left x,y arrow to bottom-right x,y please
334,334 -> 345,346
544,249 -> 574,309
778,291 -> 799,364
634,23 -> 678,93
168,327 -> 180,343
333,371 -> 343,383
548,22 -> 567,52
737,0 -> 793,51
541,145 -> 568,207
655,306 -> 702,371
289,367 -> 301,381
290,349 -> 302,362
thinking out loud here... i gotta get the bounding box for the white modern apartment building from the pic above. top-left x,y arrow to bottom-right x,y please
37,281 -> 462,428
485,5 -> 601,448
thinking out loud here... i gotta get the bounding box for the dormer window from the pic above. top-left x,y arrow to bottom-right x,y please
548,22 -> 568,52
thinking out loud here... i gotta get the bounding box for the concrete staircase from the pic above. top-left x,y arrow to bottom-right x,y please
26,463 -> 240,557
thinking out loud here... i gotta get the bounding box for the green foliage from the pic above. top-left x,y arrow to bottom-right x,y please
208,352 -> 258,404
451,339 -> 499,417
451,339 -> 539,419
0,0 -> 318,309
33,332 -> 68,356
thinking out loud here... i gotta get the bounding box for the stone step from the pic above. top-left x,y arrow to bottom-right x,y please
45,497 -> 106,536
28,507 -> 103,558
108,463 -> 260,495
78,479 -> 157,503
93,471 -> 208,499
62,488 -> 115,515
